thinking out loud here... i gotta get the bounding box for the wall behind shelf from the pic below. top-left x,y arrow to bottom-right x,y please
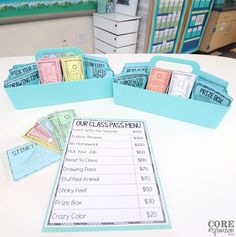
0,16 -> 94,57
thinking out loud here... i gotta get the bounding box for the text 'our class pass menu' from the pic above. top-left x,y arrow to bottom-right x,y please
44,119 -> 170,231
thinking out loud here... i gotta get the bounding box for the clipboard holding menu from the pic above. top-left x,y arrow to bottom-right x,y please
43,118 -> 170,232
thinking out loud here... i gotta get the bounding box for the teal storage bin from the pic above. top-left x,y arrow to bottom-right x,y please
4,48 -> 114,109
113,56 -> 231,128
5,77 -> 113,109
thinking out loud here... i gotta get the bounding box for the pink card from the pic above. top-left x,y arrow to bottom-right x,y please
37,58 -> 63,84
146,67 -> 172,93
28,123 -> 57,145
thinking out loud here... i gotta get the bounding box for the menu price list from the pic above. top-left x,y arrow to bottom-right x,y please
45,119 -> 169,228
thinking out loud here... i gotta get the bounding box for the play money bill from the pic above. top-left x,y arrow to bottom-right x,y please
146,67 -> 172,93
37,57 -> 63,84
54,110 -> 76,141
47,113 -> 64,152
61,56 -> 85,81
168,71 -> 196,98
37,49 -> 81,59
38,117 -> 55,138
47,109 -> 76,152
24,123 -> 58,152
7,142 -> 60,181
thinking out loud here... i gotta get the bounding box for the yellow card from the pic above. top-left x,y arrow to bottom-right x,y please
61,56 -> 85,81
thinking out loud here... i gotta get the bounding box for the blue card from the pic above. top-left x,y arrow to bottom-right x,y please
7,142 -> 61,181
84,55 -> 114,79
122,62 -> 150,75
197,72 -> 228,93
114,74 -> 148,89
191,81 -> 233,107
4,72 -> 40,88
9,63 -> 38,78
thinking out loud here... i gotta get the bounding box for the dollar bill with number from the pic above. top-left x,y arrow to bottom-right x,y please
47,110 -> 76,152
54,110 -> 77,141
47,113 -> 64,152
23,109 -> 77,153
24,122 -> 58,152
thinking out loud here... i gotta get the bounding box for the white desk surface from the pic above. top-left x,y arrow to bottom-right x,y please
0,54 -> 236,237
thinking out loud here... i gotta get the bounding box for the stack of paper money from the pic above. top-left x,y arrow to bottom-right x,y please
167,71 -> 196,99
37,55 -> 114,83
4,63 -> 40,88
24,109 -> 77,153
146,67 -> 172,93
115,63 -> 196,97
4,50 -> 114,87
114,63 -> 232,107
37,57 -> 63,83
6,109 -> 77,181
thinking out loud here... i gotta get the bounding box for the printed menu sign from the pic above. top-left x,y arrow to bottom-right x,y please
44,118 -> 170,231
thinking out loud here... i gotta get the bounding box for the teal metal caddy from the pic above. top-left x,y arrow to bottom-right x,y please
113,55 -> 231,128
4,48 -> 114,109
